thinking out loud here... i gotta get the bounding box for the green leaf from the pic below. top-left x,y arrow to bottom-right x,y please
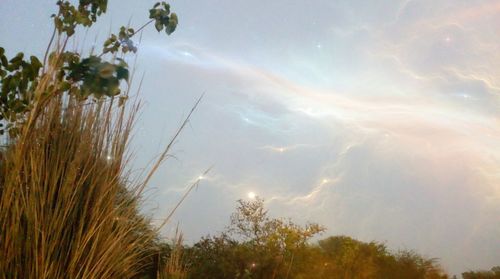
165,14 -> 178,35
162,2 -> 170,14
60,81 -> 71,91
116,67 -> 129,81
1,55 -> 8,66
155,20 -> 163,32
30,56 -> 43,70
98,63 -> 115,78
9,52 -> 24,64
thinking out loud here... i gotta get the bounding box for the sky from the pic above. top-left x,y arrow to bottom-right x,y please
1,0 -> 500,275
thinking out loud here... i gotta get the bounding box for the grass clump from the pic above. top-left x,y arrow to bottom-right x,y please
0,58 -> 168,278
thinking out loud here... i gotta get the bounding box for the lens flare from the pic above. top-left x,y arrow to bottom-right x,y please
247,192 -> 257,199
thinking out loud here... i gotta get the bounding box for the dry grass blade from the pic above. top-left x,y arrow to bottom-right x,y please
0,59 -> 165,278
138,95 -> 203,196
157,227 -> 188,279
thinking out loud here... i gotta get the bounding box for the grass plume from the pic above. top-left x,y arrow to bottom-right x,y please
0,53 -> 175,278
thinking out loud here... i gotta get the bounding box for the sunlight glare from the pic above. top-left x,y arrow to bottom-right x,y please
247,191 -> 256,199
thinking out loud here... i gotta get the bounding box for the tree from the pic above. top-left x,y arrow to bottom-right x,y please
462,266 -> 500,279
185,198 -> 451,279
187,233 -> 248,279
312,236 -> 449,279
316,236 -> 386,279
230,198 -> 325,278
187,197 -> 325,279
387,250 -> 448,279
0,0 -> 178,137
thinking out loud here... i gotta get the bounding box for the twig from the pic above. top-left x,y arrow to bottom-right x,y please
138,94 -> 204,194
158,166 -> 213,230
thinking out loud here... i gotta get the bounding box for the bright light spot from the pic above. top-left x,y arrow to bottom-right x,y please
278,147 -> 285,153
198,175 -> 205,180
322,179 -> 329,184
181,50 -> 193,57
247,192 -> 256,199
106,155 -> 112,161
445,36 -> 451,43
316,43 -> 322,49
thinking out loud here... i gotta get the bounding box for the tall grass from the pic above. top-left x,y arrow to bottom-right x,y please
157,228 -> 188,279
0,53 -> 174,278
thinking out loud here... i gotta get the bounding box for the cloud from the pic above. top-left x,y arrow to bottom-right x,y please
131,1 -> 500,274
373,1 -> 500,116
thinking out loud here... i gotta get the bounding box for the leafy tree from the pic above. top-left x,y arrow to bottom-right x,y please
462,266 -> 500,279
187,234 -> 249,279
184,199 -> 452,279
229,198 -> 325,278
187,198 -> 325,279
0,0 -> 178,137
387,250 -> 448,279
309,236 -> 449,279
316,236 -> 386,278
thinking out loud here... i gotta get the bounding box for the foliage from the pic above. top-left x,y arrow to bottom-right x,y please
150,2 -> 178,35
157,230 -> 189,279
462,266 -> 500,279
0,0 -> 178,137
384,250 -> 448,279
0,0 -> 181,278
291,236 -> 449,279
0,49 -> 42,136
187,198 -> 325,278
53,0 -> 108,36
229,198 -> 325,250
315,236 -> 387,278
184,202 -> 449,279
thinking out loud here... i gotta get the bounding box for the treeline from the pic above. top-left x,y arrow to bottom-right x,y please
156,198 -> 448,279
156,198 -> 499,279
461,267 -> 500,279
